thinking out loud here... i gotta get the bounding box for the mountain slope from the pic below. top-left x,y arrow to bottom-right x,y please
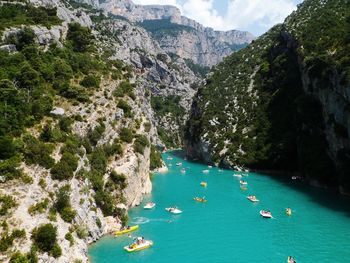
185,0 -> 350,192
95,0 -> 255,67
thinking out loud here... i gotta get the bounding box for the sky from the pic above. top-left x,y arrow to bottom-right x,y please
132,0 -> 304,36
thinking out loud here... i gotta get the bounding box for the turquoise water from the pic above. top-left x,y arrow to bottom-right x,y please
89,151 -> 350,263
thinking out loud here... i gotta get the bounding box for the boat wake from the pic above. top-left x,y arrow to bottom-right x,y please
131,217 -> 150,224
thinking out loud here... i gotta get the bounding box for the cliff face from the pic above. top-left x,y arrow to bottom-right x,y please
185,0 -> 350,191
0,1 -> 171,262
96,0 -> 255,67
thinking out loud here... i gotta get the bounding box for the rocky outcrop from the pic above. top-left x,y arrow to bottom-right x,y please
97,0 -> 254,67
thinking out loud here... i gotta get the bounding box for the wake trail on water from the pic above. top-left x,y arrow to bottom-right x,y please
131,217 -> 173,224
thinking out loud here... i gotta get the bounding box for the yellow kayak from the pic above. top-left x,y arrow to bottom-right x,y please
193,197 -> 207,203
200,181 -> 207,187
115,225 -> 139,235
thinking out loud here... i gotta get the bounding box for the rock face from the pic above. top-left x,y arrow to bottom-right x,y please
184,0 -> 350,191
97,0 -> 255,67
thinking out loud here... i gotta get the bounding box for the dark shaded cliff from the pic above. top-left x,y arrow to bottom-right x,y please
185,0 -> 350,192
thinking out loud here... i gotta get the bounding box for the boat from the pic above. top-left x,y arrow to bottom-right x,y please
233,165 -> 242,172
115,225 -> 139,235
240,180 -> 248,185
143,202 -> 156,209
180,168 -> 186,173
240,186 -> 248,191
287,256 -> 297,263
165,207 -> 182,214
208,165 -> 213,169
200,181 -> 207,187
176,162 -> 182,166
260,210 -> 272,218
166,156 -> 173,160
247,195 -> 259,202
233,173 -> 242,178
193,197 -> 207,203
286,208 -> 292,216
202,169 -> 209,174
124,237 -> 153,252
218,169 -> 223,172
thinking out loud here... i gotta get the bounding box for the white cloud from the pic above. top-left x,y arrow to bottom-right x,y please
132,0 -> 298,35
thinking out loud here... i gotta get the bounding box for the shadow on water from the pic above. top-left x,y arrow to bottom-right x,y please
166,150 -> 350,217
261,173 -> 350,217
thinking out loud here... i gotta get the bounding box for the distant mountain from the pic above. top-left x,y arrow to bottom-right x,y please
185,0 -> 350,192
90,0 -> 255,66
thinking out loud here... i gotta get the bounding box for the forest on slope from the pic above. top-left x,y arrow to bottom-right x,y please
185,0 -> 350,191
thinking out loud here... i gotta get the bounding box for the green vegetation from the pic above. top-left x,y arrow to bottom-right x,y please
133,135 -> 149,154
117,100 -> 133,118
151,95 -> 185,117
51,151 -> 79,181
113,80 -> 135,99
28,198 -> 49,215
185,0 -> 349,187
119,127 -> 133,143
184,59 -> 210,78
55,185 -> 76,223
0,194 -> 17,215
31,223 -> 61,258
0,229 -> 25,252
23,135 -> 55,169
150,145 -> 163,170
0,4 -> 61,33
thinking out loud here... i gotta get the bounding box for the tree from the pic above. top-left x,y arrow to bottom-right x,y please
67,23 -> 93,52
0,136 -> 15,159
31,224 -> 57,252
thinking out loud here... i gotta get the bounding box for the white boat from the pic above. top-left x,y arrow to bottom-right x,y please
233,165 -> 242,172
166,157 -> 173,160
208,165 -> 213,169
176,162 -> 182,166
202,170 -> 209,174
247,196 -> 259,202
165,207 -> 182,214
219,169 -> 223,172
240,180 -> 248,185
124,237 -> 153,252
143,202 -> 156,209
180,168 -> 186,173
233,173 -> 242,178
260,210 -> 272,218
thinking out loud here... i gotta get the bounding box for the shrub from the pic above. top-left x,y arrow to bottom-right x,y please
67,23 -> 94,52
65,232 -> 74,246
89,148 -> 107,173
75,225 -> 88,239
28,199 -> 49,215
80,74 -> 100,89
0,136 -> 16,159
94,191 -> 115,216
51,243 -> 62,258
51,152 -> 78,181
59,117 -> 73,133
0,156 -> 22,182
133,135 -> 149,154
109,171 -> 127,189
0,229 -> 25,252
119,128 -> 133,143
55,185 -> 75,222
23,135 -> 55,169
117,100 -> 132,117
31,223 -> 57,252
0,195 -> 17,216
87,123 -> 106,146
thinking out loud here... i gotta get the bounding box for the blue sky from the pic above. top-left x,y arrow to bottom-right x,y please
133,0 -> 304,36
